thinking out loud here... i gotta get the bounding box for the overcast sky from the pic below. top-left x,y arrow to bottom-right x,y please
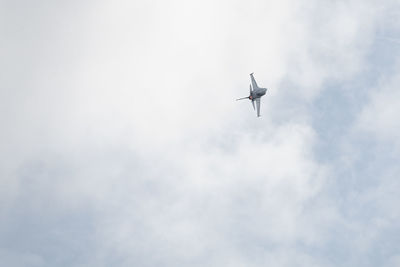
1,0 -> 400,266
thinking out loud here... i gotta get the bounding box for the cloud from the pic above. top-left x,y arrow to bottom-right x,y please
1,0 -> 399,266
357,67 -> 400,148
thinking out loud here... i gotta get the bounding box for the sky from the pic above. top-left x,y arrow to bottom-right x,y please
1,0 -> 400,266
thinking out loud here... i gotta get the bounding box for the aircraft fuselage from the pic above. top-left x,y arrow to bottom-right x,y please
251,88 -> 267,99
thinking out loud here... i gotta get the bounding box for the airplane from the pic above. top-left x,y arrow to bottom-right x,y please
236,73 -> 267,117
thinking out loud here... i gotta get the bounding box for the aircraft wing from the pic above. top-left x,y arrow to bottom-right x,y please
256,98 -> 261,117
250,73 -> 259,90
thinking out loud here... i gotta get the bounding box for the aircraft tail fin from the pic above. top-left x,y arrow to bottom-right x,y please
236,84 -> 254,104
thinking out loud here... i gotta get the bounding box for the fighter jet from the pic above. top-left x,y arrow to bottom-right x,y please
236,73 -> 267,117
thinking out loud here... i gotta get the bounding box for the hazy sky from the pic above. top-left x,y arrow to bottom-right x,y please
1,0 -> 400,266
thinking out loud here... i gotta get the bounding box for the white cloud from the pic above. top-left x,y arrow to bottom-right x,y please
0,0 -> 398,266
357,67 -> 400,148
